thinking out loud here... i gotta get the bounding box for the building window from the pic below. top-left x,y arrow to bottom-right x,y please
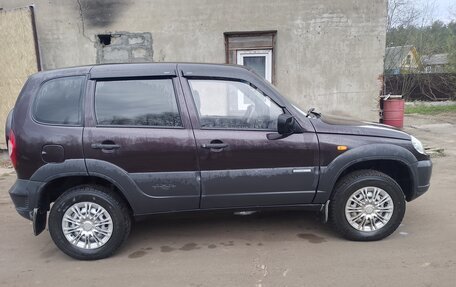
224,31 -> 276,83
435,65 -> 443,73
237,50 -> 272,82
405,54 -> 411,65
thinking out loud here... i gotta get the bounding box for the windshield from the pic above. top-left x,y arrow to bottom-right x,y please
291,104 -> 308,117
260,79 -> 309,117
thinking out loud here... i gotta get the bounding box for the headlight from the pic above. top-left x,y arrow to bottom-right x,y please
411,135 -> 426,154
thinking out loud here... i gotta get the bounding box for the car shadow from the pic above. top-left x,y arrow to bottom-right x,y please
121,210 -> 339,257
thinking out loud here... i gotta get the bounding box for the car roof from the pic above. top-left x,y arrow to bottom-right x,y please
28,62 -> 288,107
30,62 -> 253,80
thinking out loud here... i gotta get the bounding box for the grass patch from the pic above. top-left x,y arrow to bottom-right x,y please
405,104 -> 456,115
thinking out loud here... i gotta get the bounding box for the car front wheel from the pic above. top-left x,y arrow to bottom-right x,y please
329,170 -> 406,241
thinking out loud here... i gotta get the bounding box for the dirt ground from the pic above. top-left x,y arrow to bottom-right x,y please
0,114 -> 455,287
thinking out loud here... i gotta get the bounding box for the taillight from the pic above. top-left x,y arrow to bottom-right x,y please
8,130 -> 17,169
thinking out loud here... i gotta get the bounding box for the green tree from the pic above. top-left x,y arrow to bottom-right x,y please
445,22 -> 456,73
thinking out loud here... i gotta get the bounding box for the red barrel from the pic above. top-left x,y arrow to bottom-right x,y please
383,99 -> 404,128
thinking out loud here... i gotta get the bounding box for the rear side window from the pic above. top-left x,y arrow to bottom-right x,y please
95,79 -> 182,127
33,76 -> 84,125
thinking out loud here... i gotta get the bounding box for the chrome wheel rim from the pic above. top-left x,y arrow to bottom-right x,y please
345,187 -> 394,232
62,202 -> 113,249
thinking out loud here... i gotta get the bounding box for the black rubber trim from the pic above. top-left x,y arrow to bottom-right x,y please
9,179 -> 44,220
30,159 -> 88,182
314,144 -> 418,203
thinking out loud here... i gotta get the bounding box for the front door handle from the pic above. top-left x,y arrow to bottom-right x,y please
201,140 -> 228,151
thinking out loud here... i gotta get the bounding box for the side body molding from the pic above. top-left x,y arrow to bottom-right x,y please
85,159 -> 198,215
313,144 -> 418,203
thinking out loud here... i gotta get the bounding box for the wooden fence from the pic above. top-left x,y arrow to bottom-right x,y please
384,73 -> 456,101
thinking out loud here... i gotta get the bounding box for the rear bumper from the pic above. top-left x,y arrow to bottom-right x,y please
9,179 -> 43,220
408,159 -> 432,201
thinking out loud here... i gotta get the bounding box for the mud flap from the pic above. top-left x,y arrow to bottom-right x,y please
32,208 -> 47,236
320,200 -> 330,223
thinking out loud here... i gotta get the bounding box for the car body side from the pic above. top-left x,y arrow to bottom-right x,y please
6,63 -> 432,235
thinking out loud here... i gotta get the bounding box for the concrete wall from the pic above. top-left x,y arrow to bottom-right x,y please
0,0 -> 387,121
97,32 -> 153,63
0,6 -> 38,148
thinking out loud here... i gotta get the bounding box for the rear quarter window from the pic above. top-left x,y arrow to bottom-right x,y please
33,76 -> 85,125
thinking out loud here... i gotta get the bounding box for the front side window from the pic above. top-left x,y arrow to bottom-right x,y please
95,79 -> 182,127
188,79 -> 283,130
34,76 -> 84,125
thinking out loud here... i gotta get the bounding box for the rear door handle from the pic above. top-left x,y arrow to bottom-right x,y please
201,143 -> 228,149
91,143 -> 121,150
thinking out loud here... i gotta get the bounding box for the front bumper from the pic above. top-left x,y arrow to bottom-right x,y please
408,159 -> 432,201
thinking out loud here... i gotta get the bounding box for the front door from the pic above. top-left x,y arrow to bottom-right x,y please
83,76 -> 200,213
181,77 -> 319,208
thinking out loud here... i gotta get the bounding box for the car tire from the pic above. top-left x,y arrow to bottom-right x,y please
329,169 -> 406,241
48,185 -> 131,260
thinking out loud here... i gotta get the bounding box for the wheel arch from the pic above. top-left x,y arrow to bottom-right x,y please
330,159 -> 414,200
314,143 -> 418,203
37,175 -> 134,214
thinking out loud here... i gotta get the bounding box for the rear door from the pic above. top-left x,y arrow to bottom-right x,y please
178,65 -> 319,208
83,64 -> 200,213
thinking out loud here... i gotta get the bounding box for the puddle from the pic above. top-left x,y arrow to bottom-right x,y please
220,241 -> 234,247
160,243 -> 201,252
179,243 -> 200,251
160,246 -> 175,253
128,250 -> 146,258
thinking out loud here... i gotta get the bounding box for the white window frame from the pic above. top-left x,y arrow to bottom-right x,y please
236,49 -> 272,110
237,49 -> 272,82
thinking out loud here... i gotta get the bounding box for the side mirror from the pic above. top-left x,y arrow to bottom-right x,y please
277,114 -> 295,135
267,114 -> 303,140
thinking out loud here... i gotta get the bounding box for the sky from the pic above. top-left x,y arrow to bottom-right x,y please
425,0 -> 455,23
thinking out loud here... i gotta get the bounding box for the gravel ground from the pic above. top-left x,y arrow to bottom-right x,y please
0,152 -> 12,169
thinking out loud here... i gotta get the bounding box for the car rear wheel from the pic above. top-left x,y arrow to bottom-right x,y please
49,185 -> 131,260
329,170 -> 406,241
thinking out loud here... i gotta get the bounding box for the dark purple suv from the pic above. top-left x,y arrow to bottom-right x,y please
5,63 -> 432,260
